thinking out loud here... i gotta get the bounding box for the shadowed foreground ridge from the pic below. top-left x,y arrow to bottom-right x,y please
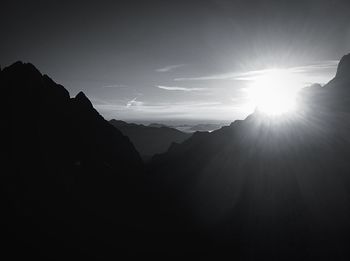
3,62 -> 147,259
3,54 -> 350,259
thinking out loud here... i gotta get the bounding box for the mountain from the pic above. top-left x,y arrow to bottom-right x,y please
149,54 -> 350,258
4,54 -> 350,259
188,123 -> 223,132
3,62 -> 150,259
335,53 -> 350,80
148,123 -> 168,128
298,53 -> 350,113
109,119 -> 191,160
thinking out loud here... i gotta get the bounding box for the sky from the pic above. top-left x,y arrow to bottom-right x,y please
1,0 -> 350,123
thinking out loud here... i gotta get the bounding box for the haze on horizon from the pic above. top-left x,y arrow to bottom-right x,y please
1,0 -> 350,123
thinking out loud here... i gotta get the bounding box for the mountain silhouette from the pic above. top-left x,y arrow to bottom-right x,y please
3,62 -> 151,259
188,123 -> 223,132
148,122 -> 168,128
335,53 -> 350,80
109,119 -> 191,160
4,54 -> 350,259
149,53 -> 350,258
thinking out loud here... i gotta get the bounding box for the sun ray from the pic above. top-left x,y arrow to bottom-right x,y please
248,69 -> 299,116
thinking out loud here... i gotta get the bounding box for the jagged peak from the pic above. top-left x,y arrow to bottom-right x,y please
8,61 -> 24,67
2,61 -> 43,77
335,53 -> 350,80
74,91 -> 93,108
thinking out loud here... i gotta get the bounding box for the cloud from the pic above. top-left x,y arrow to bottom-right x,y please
157,85 -> 208,92
287,60 -> 339,73
91,60 -> 339,121
173,69 -> 276,81
155,64 -> 186,72
126,97 -> 143,108
94,98 -> 249,121
175,72 -> 240,81
96,100 -> 223,114
174,60 -> 338,81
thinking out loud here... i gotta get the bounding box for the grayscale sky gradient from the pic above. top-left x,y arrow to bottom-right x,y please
2,0 -> 350,122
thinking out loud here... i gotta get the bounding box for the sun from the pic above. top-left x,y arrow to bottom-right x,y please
247,68 -> 299,116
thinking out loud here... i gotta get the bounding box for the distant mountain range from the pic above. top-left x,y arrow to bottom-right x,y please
148,123 -> 168,128
4,53 -> 350,259
170,123 -> 224,132
109,119 -> 191,160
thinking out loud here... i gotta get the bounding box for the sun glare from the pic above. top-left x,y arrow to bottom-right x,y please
248,69 -> 299,116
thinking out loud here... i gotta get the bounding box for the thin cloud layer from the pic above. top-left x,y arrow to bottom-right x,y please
156,64 -> 186,72
126,97 -> 143,108
94,98 -> 243,120
157,85 -> 208,92
92,59 -> 339,121
174,60 -> 338,81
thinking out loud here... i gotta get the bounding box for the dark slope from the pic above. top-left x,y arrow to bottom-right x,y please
3,62 -> 149,259
4,54 -> 350,259
149,54 -> 350,259
109,119 -> 191,160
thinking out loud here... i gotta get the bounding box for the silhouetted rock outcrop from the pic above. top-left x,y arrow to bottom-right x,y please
298,53 -> 350,113
335,53 -> 350,80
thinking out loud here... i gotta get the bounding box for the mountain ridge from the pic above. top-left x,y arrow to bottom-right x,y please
109,119 -> 191,160
4,55 -> 350,259
4,61 -> 149,259
148,54 -> 350,257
